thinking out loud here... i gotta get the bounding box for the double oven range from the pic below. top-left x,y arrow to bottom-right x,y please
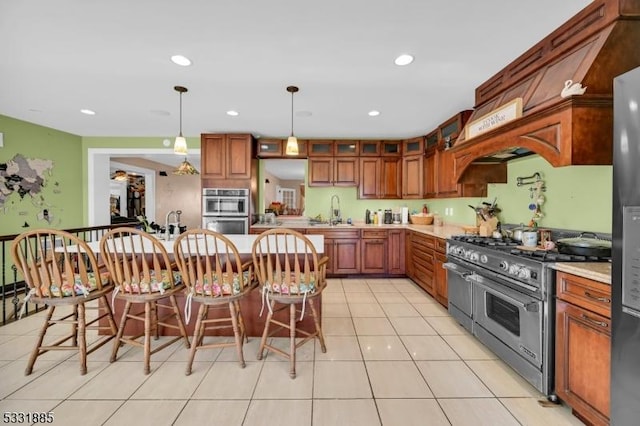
444,233 -> 609,397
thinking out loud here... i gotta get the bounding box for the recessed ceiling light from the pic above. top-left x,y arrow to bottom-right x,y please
170,55 -> 192,66
226,110 -> 239,116
368,110 -> 380,117
80,109 -> 96,115
394,54 -> 414,66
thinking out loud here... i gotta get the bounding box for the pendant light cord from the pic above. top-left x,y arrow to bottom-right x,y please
179,90 -> 183,137
290,90 -> 294,137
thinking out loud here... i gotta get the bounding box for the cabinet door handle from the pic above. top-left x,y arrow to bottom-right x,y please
584,291 -> 611,304
580,313 -> 608,328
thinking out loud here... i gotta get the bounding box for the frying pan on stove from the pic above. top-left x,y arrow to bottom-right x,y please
555,232 -> 611,257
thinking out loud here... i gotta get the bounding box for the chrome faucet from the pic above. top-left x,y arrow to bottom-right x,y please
330,195 -> 341,226
164,210 -> 180,240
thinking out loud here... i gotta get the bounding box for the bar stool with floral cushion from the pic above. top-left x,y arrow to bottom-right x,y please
10,229 -> 118,375
251,228 -> 328,378
174,229 -> 256,374
99,227 -> 190,374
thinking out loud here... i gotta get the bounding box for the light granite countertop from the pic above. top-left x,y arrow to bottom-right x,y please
550,262 -> 612,285
251,221 -> 466,240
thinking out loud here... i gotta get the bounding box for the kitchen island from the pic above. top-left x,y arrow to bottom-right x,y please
93,233 -> 325,338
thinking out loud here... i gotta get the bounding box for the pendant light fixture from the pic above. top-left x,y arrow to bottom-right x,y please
285,85 -> 299,156
172,85 -> 199,175
173,85 -> 188,155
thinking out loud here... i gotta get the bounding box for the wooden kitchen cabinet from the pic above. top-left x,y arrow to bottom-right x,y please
423,151 -> 437,198
401,136 -> 424,199
361,229 -> 387,274
433,238 -> 448,307
407,231 -> 435,295
307,229 -> 360,276
255,138 -> 308,158
556,271 -> 611,426
308,140 -> 358,187
358,157 -> 401,199
402,155 -> 423,198
201,133 -> 253,179
387,229 -> 406,275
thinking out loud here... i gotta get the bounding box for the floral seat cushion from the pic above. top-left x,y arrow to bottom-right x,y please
120,270 -> 181,294
194,271 -> 251,297
264,272 -> 317,296
39,271 -> 110,297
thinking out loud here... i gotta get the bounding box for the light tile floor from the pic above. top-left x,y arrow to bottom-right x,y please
0,278 -> 586,426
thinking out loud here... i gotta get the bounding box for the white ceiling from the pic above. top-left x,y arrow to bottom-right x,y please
1,0 -> 591,143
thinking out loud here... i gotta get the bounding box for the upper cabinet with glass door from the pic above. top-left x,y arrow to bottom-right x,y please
256,139 -> 308,158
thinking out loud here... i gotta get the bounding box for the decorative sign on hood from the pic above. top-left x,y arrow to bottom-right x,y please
465,98 -> 523,141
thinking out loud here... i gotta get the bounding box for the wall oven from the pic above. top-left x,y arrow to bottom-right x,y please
202,216 -> 248,235
202,188 -> 250,234
202,188 -> 249,216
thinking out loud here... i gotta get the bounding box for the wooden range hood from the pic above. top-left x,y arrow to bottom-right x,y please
450,0 -> 640,183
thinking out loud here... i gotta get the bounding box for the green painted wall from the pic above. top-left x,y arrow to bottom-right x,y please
0,115 -> 83,235
303,155 -> 612,233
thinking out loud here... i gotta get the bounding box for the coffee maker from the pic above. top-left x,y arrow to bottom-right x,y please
384,209 -> 393,224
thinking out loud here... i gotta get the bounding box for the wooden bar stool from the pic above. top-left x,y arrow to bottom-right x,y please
251,228 -> 328,378
10,229 -> 118,375
100,227 -> 190,374
174,229 -> 257,375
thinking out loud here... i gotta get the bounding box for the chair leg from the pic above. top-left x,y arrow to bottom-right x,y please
235,300 -> 248,343
100,295 -> 118,335
151,301 -> 159,341
71,304 -> 79,347
257,300 -> 275,360
229,301 -> 245,368
309,299 -> 326,353
25,305 -> 55,375
77,303 -> 88,375
144,301 -> 152,374
289,303 -> 297,379
169,295 -> 190,348
186,304 -> 206,376
111,301 -> 131,363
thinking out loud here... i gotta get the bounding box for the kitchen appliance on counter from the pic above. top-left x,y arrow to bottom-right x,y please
202,188 -> 249,234
444,232 -> 610,397
611,66 -> 640,425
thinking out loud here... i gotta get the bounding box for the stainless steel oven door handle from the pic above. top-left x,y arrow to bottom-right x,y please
443,262 -> 474,280
473,279 -> 540,312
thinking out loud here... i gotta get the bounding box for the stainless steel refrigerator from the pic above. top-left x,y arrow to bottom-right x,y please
611,65 -> 640,424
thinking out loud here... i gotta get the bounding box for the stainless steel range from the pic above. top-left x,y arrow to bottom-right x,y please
444,233 -> 610,397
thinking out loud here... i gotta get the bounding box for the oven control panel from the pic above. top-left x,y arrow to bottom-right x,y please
447,243 -> 542,288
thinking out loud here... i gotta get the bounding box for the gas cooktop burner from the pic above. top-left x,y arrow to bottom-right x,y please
449,234 -> 611,263
508,248 -> 611,263
450,235 -> 520,247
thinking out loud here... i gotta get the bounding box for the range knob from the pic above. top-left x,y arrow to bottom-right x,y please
509,264 -> 521,275
480,254 -> 489,264
470,252 -> 480,262
518,268 -> 531,279
499,261 -> 509,271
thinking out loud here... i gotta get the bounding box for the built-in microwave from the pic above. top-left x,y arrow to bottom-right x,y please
202,188 -> 249,216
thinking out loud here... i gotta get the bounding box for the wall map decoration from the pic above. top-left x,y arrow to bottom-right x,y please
0,154 -> 56,224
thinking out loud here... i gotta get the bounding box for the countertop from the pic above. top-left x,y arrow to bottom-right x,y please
251,221 -> 466,240
550,262 -> 612,285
